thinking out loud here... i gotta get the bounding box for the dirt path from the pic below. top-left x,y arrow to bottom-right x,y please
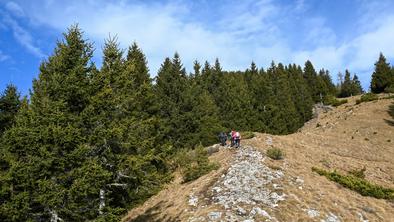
123,96 -> 394,222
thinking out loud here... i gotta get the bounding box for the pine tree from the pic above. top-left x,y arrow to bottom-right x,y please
371,53 -> 392,93
0,85 -> 21,134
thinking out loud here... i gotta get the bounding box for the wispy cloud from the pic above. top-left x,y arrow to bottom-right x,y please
1,14 -> 45,58
4,0 -> 394,90
0,50 -> 10,62
5,1 -> 24,17
1,1 -> 45,58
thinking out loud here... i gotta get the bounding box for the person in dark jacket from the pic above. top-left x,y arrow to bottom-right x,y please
218,132 -> 227,146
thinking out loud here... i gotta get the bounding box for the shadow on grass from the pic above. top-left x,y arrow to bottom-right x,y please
386,102 -> 394,126
130,201 -> 180,222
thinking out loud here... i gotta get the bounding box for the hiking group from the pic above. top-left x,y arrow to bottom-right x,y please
218,130 -> 241,148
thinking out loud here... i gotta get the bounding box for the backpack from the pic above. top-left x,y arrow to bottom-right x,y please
235,132 -> 240,139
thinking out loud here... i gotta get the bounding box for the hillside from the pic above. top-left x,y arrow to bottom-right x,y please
122,96 -> 394,222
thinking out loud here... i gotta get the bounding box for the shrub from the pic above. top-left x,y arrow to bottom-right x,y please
266,147 -> 284,160
348,166 -> 366,179
312,167 -> 394,200
324,96 -> 347,107
356,93 -> 379,104
175,146 -> 219,183
384,85 -> 394,93
241,131 -> 255,139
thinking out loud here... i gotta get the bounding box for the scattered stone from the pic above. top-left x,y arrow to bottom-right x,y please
225,211 -> 239,222
321,212 -> 340,222
212,186 -> 222,193
295,177 -> 304,184
188,194 -> 198,207
206,144 -> 220,155
361,206 -> 375,214
236,206 -> 247,215
357,212 -> 369,222
306,209 -> 320,218
266,136 -> 273,146
250,207 -> 272,219
243,219 -> 254,222
207,211 -> 222,221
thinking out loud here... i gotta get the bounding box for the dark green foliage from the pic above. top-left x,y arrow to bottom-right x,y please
324,96 -> 347,107
1,25 -> 346,221
312,167 -> 394,200
371,53 -> 393,93
351,75 -> 363,95
174,146 -> 219,183
0,85 -> 21,134
266,147 -> 284,160
338,70 -> 363,97
182,146 -> 219,183
303,60 -> 320,102
348,167 -> 366,179
356,93 -> 379,104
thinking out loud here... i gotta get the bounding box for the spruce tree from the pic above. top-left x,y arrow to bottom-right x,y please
303,60 -> 319,102
155,54 -> 188,148
339,70 -> 352,97
371,53 -> 392,93
0,85 -> 21,134
1,25 -> 94,221
288,64 -> 313,124
351,74 -> 363,95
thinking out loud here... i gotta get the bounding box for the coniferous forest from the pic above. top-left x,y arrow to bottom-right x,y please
0,25 -> 392,221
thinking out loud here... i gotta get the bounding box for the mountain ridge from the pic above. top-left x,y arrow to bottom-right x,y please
123,95 -> 394,222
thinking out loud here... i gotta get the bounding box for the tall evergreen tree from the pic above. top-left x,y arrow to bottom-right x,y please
0,25 -> 95,221
351,74 -> 363,95
288,64 -> 313,124
0,85 -> 21,134
155,54 -> 188,148
339,70 -> 352,97
371,53 -> 392,93
303,60 -> 320,102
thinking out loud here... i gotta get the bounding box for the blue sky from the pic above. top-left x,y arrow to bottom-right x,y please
1,0 -> 394,96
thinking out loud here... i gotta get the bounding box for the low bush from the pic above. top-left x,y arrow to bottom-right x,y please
356,93 -> 379,104
266,147 -> 284,160
174,146 -> 219,183
324,96 -> 347,107
384,85 -> 394,93
312,167 -> 394,200
348,166 -> 366,179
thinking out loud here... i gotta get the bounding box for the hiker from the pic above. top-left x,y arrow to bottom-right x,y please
227,131 -> 232,147
218,132 -> 227,146
234,131 -> 241,148
230,129 -> 236,147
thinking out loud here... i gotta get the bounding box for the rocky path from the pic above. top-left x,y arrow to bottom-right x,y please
188,146 -> 285,222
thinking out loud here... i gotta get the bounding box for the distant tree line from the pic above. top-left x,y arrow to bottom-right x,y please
0,25 -> 392,221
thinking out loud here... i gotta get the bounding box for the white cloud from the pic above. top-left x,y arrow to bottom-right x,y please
5,1 -> 24,17
5,0 -> 394,91
0,50 -> 10,62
